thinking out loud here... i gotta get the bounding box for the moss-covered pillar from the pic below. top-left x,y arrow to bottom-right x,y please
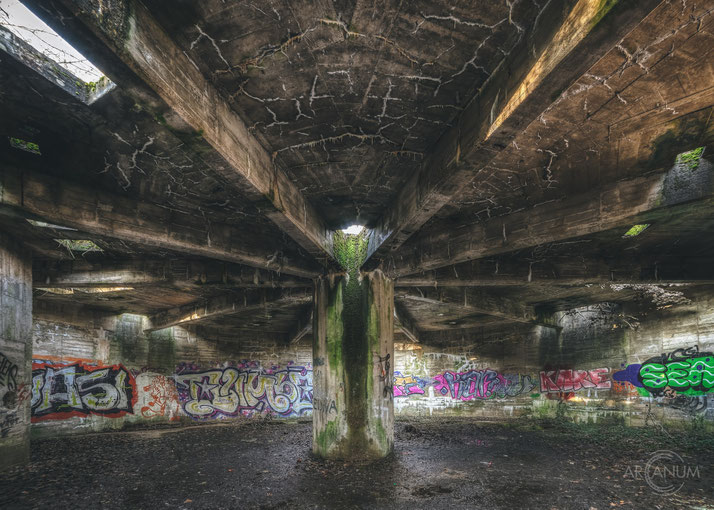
0,233 -> 32,470
313,234 -> 394,459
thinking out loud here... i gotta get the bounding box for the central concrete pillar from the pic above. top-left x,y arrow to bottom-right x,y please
312,236 -> 394,459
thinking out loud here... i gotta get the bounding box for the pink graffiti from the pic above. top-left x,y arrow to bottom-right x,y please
432,370 -> 535,400
539,368 -> 611,393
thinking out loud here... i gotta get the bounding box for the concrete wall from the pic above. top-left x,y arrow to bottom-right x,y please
30,308 -> 312,437
0,234 -> 32,469
393,291 -> 714,428
29,287 -> 714,438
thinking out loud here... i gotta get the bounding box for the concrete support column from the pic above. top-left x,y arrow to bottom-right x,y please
313,270 -> 394,460
0,233 -> 32,470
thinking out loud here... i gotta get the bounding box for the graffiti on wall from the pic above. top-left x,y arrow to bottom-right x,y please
393,372 -> 431,397
640,348 -> 713,395
173,363 -> 313,420
613,347 -> 713,414
30,361 -> 137,421
0,351 -> 19,392
433,370 -> 536,401
374,353 -> 393,399
614,347 -> 714,396
539,368 -> 611,394
139,374 -> 181,422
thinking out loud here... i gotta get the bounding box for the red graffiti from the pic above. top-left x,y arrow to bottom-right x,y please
14,383 -> 31,405
611,380 -> 640,397
539,368 -> 611,393
141,375 -> 181,421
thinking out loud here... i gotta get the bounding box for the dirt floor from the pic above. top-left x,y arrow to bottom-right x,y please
1,418 -> 712,509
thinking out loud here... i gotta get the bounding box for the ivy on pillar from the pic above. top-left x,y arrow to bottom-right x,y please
313,231 -> 394,460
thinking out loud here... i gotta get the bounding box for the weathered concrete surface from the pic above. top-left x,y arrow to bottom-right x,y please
392,286 -> 714,424
29,308 -> 314,438
313,270 -> 394,459
0,420 -> 712,509
0,233 -> 32,471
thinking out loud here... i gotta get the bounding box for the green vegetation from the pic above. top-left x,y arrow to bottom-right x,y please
332,230 -> 369,273
315,420 -> 339,452
55,239 -> 103,253
526,420 -> 714,452
332,230 -> 371,445
676,146 -> 705,171
9,137 -> 41,155
591,0 -> 619,29
325,283 -> 344,371
622,224 -> 650,238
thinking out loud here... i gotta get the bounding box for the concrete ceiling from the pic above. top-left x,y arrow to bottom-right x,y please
1,0 -> 713,344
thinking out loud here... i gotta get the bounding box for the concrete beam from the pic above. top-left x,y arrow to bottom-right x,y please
0,167 -> 321,278
394,256 -> 714,287
145,289 -> 311,332
32,259 -> 310,289
395,287 -> 556,329
42,0 -> 336,266
387,162 -> 714,276
364,0 -> 661,266
286,304 -> 313,345
393,301 -> 422,345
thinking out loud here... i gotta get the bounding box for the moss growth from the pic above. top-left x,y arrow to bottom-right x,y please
333,230 -> 371,449
622,224 -> 650,238
54,239 -> 103,253
590,0 -> 619,29
332,230 -> 369,272
676,146 -> 705,170
9,137 -> 41,155
325,282 -> 344,372
315,420 -> 339,453
374,418 -> 388,451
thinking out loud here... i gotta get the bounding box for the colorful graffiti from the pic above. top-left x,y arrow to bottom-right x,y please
30,361 -> 137,421
139,374 -> 181,421
539,368 -> 611,393
173,363 -> 313,420
433,370 -> 536,401
0,351 -> 19,392
393,372 -> 431,397
614,347 -> 714,397
641,349 -> 713,395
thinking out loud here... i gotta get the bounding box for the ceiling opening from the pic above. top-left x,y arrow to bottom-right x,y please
341,225 -> 365,235
54,239 -> 103,253
0,0 -> 114,103
36,286 -> 134,295
27,219 -> 76,230
9,136 -> 40,154
622,224 -> 650,238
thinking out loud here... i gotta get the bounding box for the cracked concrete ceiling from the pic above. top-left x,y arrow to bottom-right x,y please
146,0 -> 540,228
1,0 -> 714,343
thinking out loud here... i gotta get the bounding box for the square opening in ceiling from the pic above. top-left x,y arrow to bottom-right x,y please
27,218 -> 76,230
54,239 -> 103,253
9,136 -> 41,154
0,0 -> 114,104
622,224 -> 650,238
